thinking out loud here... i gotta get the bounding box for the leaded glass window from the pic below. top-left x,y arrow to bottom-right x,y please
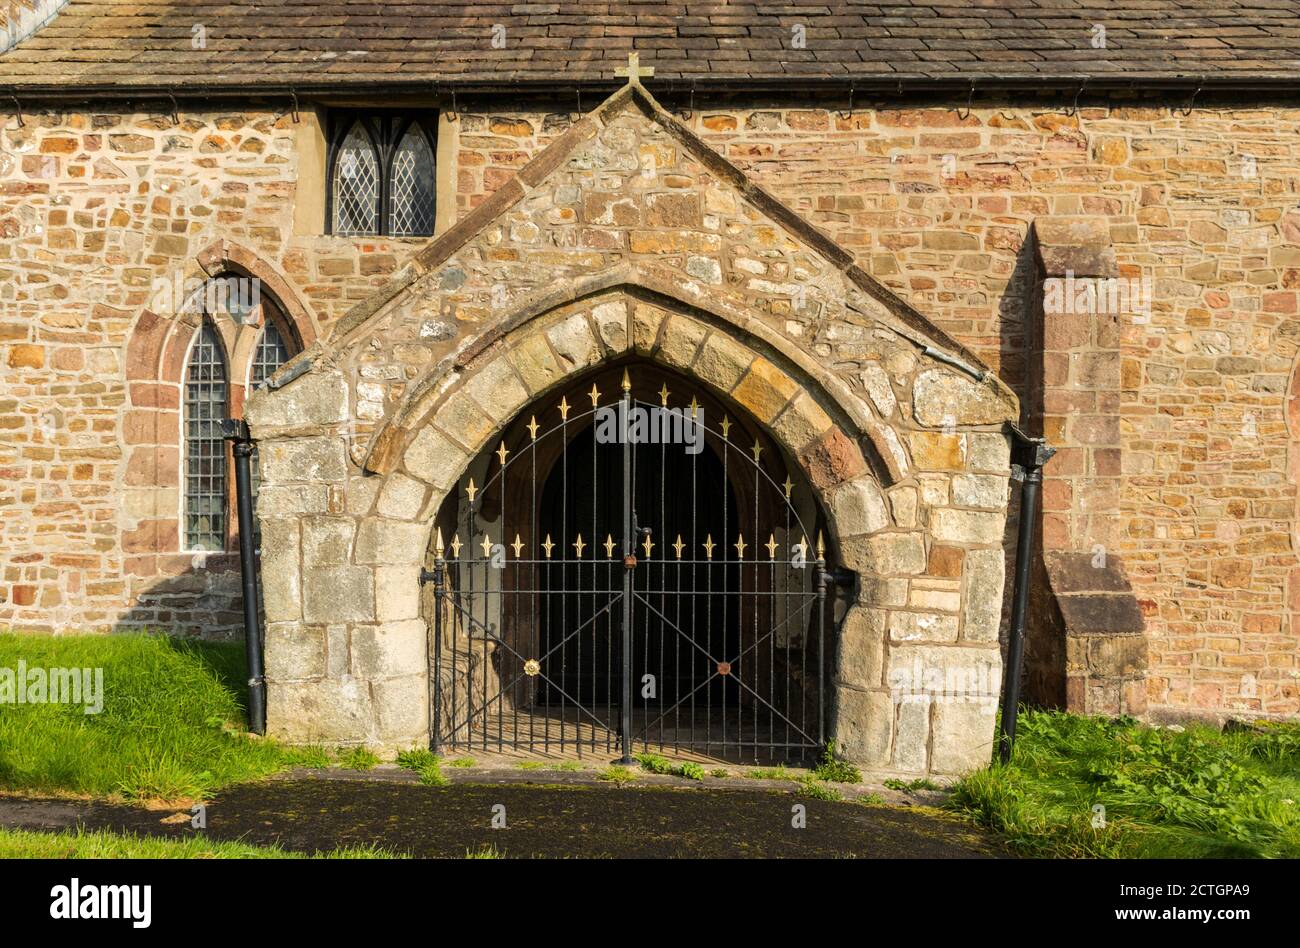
250,320 -> 291,391
328,113 -> 436,237
332,121 -> 380,236
248,320 -> 293,548
184,322 -> 228,551
388,125 -> 436,237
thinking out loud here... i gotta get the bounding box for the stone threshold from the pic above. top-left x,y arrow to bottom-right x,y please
274,764 -> 952,808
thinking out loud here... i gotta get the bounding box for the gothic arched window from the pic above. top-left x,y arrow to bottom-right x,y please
183,322 -> 229,552
331,121 -> 381,236
388,123 -> 437,237
180,280 -> 301,553
328,113 -> 436,237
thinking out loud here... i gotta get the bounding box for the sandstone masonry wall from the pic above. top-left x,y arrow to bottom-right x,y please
2,98 -> 1297,721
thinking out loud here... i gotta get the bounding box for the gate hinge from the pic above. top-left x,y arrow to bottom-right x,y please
822,567 -> 855,588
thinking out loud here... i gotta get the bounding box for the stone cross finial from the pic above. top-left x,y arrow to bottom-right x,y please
615,52 -> 654,84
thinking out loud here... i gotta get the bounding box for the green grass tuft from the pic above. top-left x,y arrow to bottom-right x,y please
798,776 -> 842,801
634,751 -> 674,775
744,765 -> 800,782
0,633 -> 307,800
884,777 -> 941,792
636,751 -> 710,780
597,765 -> 636,784
812,742 -> 861,784
0,826 -> 403,859
949,709 -> 1300,858
338,746 -> 380,771
292,745 -> 334,770
396,747 -> 447,786
448,757 -> 476,768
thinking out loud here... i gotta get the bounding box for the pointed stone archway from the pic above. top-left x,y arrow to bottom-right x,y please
246,78 -> 1018,777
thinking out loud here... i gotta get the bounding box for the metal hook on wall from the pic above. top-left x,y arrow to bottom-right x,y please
289,89 -> 300,124
1177,79 -> 1203,117
446,87 -> 458,123
167,91 -> 179,127
1068,77 -> 1087,118
956,80 -> 975,121
678,80 -> 695,122
8,93 -> 23,128
837,82 -> 856,121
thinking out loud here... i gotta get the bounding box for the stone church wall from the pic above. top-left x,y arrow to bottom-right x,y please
2,97 -> 1298,722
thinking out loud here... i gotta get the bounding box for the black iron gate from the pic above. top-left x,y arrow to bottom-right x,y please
425,370 -> 832,763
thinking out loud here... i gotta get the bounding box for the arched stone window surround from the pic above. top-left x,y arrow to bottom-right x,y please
1285,357 -> 1300,637
123,243 -> 319,567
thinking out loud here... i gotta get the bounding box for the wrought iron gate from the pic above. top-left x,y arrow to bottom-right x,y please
425,370 -> 832,762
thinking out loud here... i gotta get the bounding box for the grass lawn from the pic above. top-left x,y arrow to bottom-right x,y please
0,632 -> 321,801
4,632 -> 1299,858
0,827 -> 400,859
951,709 -> 1300,858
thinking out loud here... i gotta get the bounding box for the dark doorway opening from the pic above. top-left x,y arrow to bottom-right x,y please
537,423 -> 740,711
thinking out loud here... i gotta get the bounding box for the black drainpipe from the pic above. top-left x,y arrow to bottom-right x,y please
222,419 -> 267,735
998,423 -> 1055,764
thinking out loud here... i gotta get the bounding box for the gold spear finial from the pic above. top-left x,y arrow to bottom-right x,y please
434,528 -> 445,557
658,382 -> 670,406
450,533 -> 463,558
720,415 -> 731,440
480,533 -> 493,558
642,532 -> 655,558
511,534 -> 524,557
589,384 -> 601,407
766,534 -> 779,559
496,440 -> 510,466
603,534 -> 616,558
734,533 -> 748,558
752,438 -> 762,462
558,396 -> 571,421
527,415 -> 539,440
541,534 -> 554,558
673,534 -> 685,559
703,534 -> 715,559
465,478 -> 478,503
573,533 -> 587,558
622,368 -> 631,393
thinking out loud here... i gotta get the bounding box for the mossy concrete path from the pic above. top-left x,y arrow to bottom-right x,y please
0,773 -> 1007,858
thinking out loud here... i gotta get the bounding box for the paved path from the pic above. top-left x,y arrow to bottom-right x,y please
0,775 -> 1006,858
